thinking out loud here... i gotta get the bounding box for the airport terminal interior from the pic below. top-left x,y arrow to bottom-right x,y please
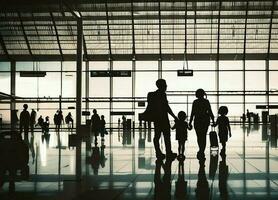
0,0 -> 278,199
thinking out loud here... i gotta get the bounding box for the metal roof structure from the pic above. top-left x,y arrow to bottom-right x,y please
0,0 -> 277,61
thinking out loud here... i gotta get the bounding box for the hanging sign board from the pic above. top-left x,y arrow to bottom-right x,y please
177,70 -> 193,76
90,70 -> 131,77
20,71 -> 47,77
138,101 -> 145,107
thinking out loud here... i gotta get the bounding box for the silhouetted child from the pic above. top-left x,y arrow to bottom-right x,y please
214,106 -> 231,156
172,111 -> 192,160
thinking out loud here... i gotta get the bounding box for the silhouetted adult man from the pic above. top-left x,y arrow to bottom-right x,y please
148,79 -> 177,159
20,104 -> 30,140
91,109 -> 100,145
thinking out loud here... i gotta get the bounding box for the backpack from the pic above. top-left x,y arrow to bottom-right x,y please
139,92 -> 156,122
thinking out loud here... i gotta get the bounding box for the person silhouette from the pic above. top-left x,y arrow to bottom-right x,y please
65,112 -> 74,131
54,110 -> 59,132
172,111 -> 192,161
19,104 -> 30,141
30,109 -> 37,134
56,110 -> 64,132
43,116 -> 50,135
189,89 -> 215,160
99,115 -> 106,141
36,115 -> 44,134
91,109 -> 100,145
148,79 -> 178,159
246,109 -> 251,125
214,106 -> 231,157
195,160 -> 209,200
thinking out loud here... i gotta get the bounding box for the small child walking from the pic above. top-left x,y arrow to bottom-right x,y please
214,106 -> 231,156
172,111 -> 192,160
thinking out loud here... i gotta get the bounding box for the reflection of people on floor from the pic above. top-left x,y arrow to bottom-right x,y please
91,109 -> 100,145
100,144 -> 107,168
172,111 -> 192,161
90,146 -> 100,175
0,132 -> 29,193
189,89 -> 215,161
209,153 -> 219,180
65,112 -> 74,132
219,156 -> 229,199
20,104 -> 30,141
214,106 -> 231,157
154,158 -> 173,200
30,109 -> 37,135
195,160 -> 209,200
175,160 -> 187,199
28,136 -> 36,164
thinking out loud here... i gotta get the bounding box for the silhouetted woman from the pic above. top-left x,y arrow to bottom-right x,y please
189,89 -> 215,160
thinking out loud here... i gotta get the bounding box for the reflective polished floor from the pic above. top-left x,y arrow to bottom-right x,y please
0,123 -> 278,199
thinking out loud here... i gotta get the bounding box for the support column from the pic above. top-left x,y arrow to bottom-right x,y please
76,18 -> 83,180
85,61 -> 89,118
10,61 -> 16,130
158,58 -> 162,79
109,58 -> 113,175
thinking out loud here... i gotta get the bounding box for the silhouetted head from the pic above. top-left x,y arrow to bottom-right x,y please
93,109 -> 97,114
218,106 -> 228,116
195,89 -> 206,99
101,115 -> 105,119
68,112 -> 71,116
23,104 -> 28,110
156,79 -> 167,92
178,111 -> 187,121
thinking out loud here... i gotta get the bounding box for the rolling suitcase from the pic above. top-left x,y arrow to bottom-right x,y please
209,126 -> 219,153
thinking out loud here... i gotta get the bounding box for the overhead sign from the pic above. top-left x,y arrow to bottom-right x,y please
20,71 -> 47,77
256,105 -> 278,109
110,111 -> 135,115
177,70 -> 193,76
90,70 -> 131,77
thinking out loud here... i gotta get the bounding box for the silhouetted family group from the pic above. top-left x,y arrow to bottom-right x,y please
143,79 -> 232,161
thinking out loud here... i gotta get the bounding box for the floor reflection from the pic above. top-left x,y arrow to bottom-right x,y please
0,124 -> 278,200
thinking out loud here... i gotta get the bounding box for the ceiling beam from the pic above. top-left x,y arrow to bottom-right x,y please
131,0 -> 136,57
1,53 -> 278,61
0,33 -> 9,59
18,12 -> 33,57
50,12 -> 64,61
267,0 -> 275,60
0,14 -> 276,23
105,1 -> 112,59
